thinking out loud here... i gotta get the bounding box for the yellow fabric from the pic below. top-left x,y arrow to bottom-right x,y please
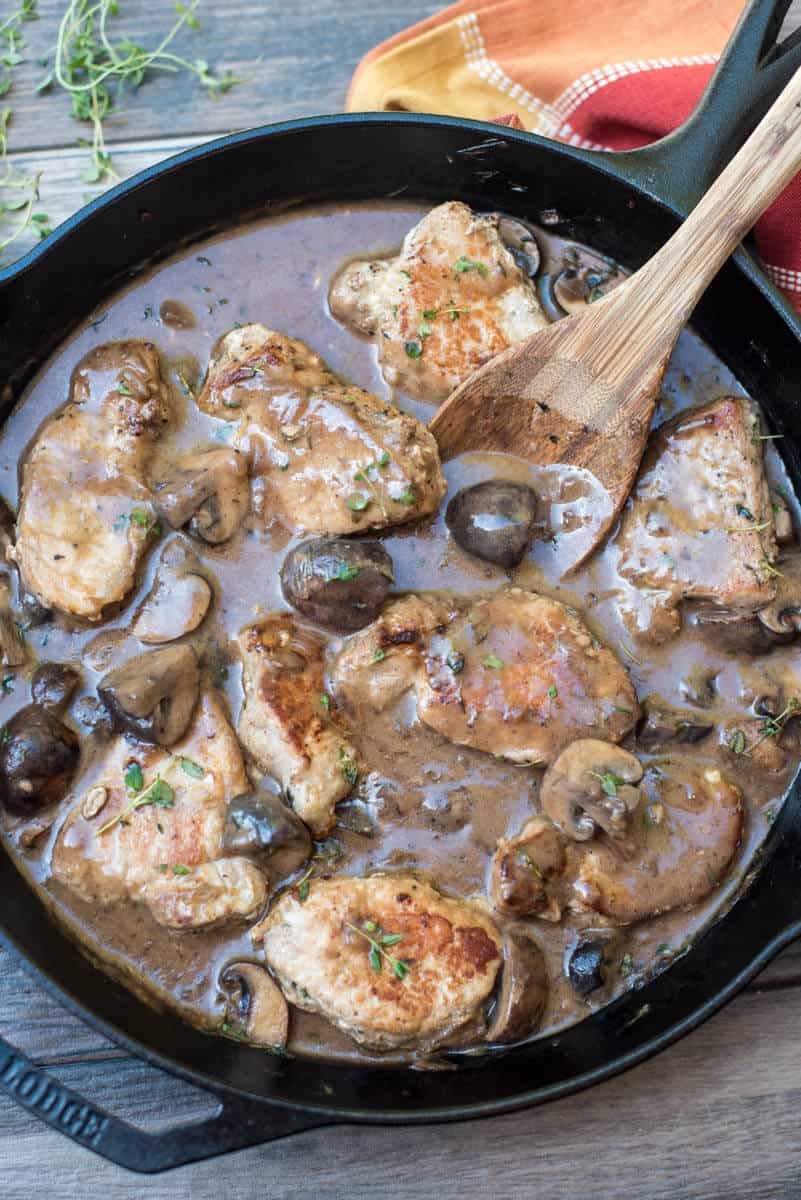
346,0 -> 743,134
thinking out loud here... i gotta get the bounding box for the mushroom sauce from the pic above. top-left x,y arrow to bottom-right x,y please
0,201 -> 799,1066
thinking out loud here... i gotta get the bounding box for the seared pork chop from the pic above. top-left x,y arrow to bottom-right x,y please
52,692 -> 265,929
196,325 -> 446,534
329,201 -> 548,403
333,588 -> 639,766
615,396 -> 778,642
237,613 -> 358,835
13,341 -> 170,619
254,873 -> 502,1051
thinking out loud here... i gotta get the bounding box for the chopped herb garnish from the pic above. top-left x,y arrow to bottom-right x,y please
736,504 -> 754,520
372,647 -> 386,663
729,729 -> 747,755
655,943 -> 671,956
178,756 -> 204,779
547,684 -> 558,699
116,380 -> 132,396
620,952 -> 634,977
335,564 -> 360,581
454,255 -> 488,276
404,340 -> 422,359
613,704 -> 633,714
0,673 -> 13,694
345,493 -> 370,512
446,651 -> 465,674
482,653 -> 504,669
295,864 -> 314,903
172,863 -> 191,876
396,490 -> 416,506
197,256 -> 212,266
319,693 -> 331,713
345,919 -> 410,980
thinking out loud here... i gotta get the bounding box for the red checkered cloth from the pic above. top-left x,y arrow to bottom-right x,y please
347,0 -> 801,312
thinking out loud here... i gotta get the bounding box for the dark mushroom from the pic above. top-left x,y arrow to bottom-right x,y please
0,704 -> 79,816
540,739 -> 642,841
280,537 -> 394,632
220,961 -> 288,1049
680,664 -> 718,708
637,697 -> 714,751
73,696 -> 115,738
98,644 -> 200,746
132,539 -> 212,644
223,789 -> 311,877
31,662 -> 81,712
497,216 -> 541,279
445,481 -> 538,569
153,447 -> 249,545
485,929 -> 548,1044
567,933 -> 615,998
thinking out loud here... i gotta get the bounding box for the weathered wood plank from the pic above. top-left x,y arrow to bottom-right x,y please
2,0 -> 442,153
0,984 -> 800,1198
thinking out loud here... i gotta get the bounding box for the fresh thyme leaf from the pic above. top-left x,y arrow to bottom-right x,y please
372,647 -> 386,663
298,879 -> 310,903
377,451 -> 390,468
345,493 -> 370,512
547,684 -> 558,699
335,563 -> 360,581
172,863 -> 191,876
338,744 -> 359,787
396,490 -> 416,505
404,340 -> 422,359
736,503 -> 754,520
446,651 -> 465,674
178,756 -> 204,779
319,693 -> 331,713
417,317 -> 433,339
97,773 -> 175,834
482,653 -> 504,669
129,508 -> 149,527
345,919 -> 411,981
124,761 -> 143,793
590,769 -> 623,797
620,952 -> 634,977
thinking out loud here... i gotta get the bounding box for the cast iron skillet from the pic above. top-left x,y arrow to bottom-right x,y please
2,0 -> 801,1174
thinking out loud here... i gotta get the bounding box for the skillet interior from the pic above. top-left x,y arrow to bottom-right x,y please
3,115 -> 801,1124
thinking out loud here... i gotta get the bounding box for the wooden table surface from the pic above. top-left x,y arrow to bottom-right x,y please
3,3 -> 801,1196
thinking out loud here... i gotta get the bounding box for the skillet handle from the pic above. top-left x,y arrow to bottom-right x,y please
597,0 -> 801,214
0,1033 -> 332,1173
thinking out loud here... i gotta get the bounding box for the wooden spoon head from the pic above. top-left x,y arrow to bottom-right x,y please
429,302 -> 673,565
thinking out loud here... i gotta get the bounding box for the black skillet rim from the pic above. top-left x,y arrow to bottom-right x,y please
2,111 -> 801,1129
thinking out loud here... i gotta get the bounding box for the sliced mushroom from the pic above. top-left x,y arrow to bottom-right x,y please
637,697 -> 714,752
97,644 -> 200,746
497,216 -> 541,279
31,662 -> 81,712
573,759 -> 743,922
280,537 -> 394,632
0,704 -> 80,816
680,665 -> 718,709
153,447 -> 249,545
540,739 -> 643,841
160,299 -> 197,330
223,789 -> 311,877
489,815 -> 566,919
485,929 -> 548,1044
220,961 -> 288,1049
132,539 -> 212,644
756,554 -> 801,642
445,481 -> 538,569
0,575 -> 26,668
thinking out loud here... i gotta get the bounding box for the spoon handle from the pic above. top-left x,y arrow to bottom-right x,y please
592,63 -> 801,379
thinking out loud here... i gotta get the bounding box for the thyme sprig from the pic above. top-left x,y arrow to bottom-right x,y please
345,918 -> 410,980
0,108 -> 49,258
52,0 -> 240,185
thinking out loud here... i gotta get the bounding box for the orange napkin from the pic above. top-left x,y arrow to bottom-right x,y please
347,0 -> 801,313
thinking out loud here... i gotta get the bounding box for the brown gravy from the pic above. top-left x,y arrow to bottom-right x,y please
0,202 -> 799,1067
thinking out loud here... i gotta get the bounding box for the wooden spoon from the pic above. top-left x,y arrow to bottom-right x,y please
430,69 -> 801,564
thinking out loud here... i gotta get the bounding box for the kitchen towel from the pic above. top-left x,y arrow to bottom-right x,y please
347,0 -> 801,312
